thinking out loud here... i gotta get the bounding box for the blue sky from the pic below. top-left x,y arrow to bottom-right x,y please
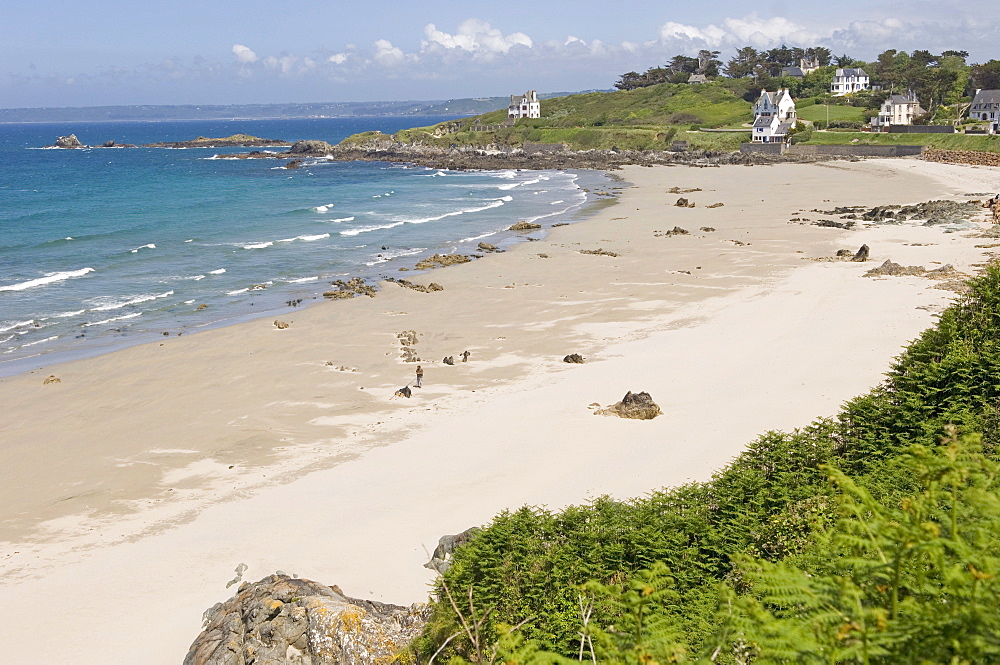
3,0 -> 997,108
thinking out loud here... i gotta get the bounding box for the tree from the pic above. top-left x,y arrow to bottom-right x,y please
971,60 -> 1000,91
724,46 -> 760,78
696,49 -> 722,77
834,53 -> 855,67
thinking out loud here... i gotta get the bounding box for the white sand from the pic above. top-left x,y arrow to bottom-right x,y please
0,158 -> 997,663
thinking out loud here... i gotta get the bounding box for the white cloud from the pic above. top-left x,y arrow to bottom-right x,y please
373,39 -> 406,66
231,44 -> 258,64
328,52 -> 349,65
658,14 -> 818,49
422,19 -> 532,56
263,55 -> 298,74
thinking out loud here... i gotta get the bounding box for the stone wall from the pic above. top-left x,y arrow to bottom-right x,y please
523,142 -> 569,154
740,142 -> 787,155
923,148 -> 1000,167
786,144 -> 925,157
888,125 -> 955,133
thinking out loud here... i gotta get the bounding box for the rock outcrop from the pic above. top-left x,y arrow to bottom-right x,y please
563,354 -> 585,364
596,391 -> 662,419
851,244 -> 870,262
53,134 -> 83,148
288,140 -> 338,155
414,254 -> 471,270
184,574 -> 430,665
144,134 -> 291,149
508,221 -> 542,231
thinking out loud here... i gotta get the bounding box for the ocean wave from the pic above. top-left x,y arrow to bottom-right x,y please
314,203 -> 335,213
227,288 -> 249,295
130,243 -> 156,253
323,216 -> 355,223
0,267 -> 95,292
340,222 -> 404,237
54,309 -> 86,318
87,290 -> 174,312
0,320 -> 35,333
208,268 -> 226,275
550,200 -> 565,205
400,197 -> 510,224
277,233 -> 330,243
416,171 -> 449,178
287,276 -> 319,283
21,335 -> 59,347
83,313 -> 141,327
0,334 -> 14,344
364,247 -> 426,266
185,275 -> 206,281
243,241 -> 274,250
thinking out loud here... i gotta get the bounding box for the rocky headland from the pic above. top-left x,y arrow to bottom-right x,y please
48,133 -> 291,149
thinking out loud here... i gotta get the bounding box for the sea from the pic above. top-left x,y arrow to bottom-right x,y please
0,117 -> 614,376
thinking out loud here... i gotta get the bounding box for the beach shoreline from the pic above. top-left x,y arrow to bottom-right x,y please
1,158 -> 999,663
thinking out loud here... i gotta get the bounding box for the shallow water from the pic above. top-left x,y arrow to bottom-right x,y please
0,117 -> 612,374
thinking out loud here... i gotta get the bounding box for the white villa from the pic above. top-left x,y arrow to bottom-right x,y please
752,89 -> 796,143
871,92 -> 925,130
508,90 -> 540,119
831,68 -> 870,95
969,89 -> 1000,134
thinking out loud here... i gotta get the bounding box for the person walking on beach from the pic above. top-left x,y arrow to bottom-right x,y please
415,365 -> 423,388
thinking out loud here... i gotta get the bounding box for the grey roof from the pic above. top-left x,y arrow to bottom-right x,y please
753,116 -> 773,128
776,121 -> 794,134
781,66 -> 804,78
972,89 -> 1000,106
837,68 -> 868,77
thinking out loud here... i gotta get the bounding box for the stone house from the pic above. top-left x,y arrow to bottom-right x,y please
831,68 -> 870,95
969,89 -> 1000,134
871,92 -> 925,130
508,90 -> 540,119
752,89 -> 796,143
687,74 -> 708,84
780,57 -> 821,79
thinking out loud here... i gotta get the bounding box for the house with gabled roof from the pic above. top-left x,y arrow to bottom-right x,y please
969,89 -> 1000,134
871,92 -> 925,130
752,89 -> 796,143
831,68 -> 869,95
508,90 -> 540,119
780,57 -> 820,79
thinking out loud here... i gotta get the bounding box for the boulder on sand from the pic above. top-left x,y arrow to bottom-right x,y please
184,574 -> 430,665
596,391 -> 662,419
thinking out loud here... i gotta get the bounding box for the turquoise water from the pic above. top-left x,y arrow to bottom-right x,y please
0,117 -> 610,375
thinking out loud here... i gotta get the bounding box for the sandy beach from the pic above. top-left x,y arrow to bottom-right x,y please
1,157 -> 998,663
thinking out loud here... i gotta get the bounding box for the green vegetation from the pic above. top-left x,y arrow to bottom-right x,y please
805,131 -> 1000,151
413,263 -> 1000,663
795,104 -> 866,123
383,83 -> 753,151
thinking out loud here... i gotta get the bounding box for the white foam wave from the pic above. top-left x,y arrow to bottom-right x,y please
185,275 -> 206,281
550,200 -> 565,205
364,247 -> 426,266
227,288 -> 249,295
130,243 -> 156,253
287,276 -> 319,283
0,320 -> 35,333
497,183 -> 519,190
325,216 -> 355,223
55,310 -> 86,318
209,268 -> 226,275
83,313 -> 141,327
21,335 -> 59,347
340,222 -> 404,237
88,290 -> 174,312
243,241 -> 274,250
0,267 -> 95,292
314,203 -> 335,213
460,231 -> 498,243
401,198 -> 509,225
277,233 -> 330,243
0,335 -> 14,344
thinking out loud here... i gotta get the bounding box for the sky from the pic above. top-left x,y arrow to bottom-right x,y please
2,0 -> 997,109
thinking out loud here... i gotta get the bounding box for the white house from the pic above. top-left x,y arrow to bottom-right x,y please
508,90 -> 540,119
830,68 -> 870,95
753,89 -> 796,122
752,89 -> 796,143
871,92 -> 925,130
969,89 -> 1000,134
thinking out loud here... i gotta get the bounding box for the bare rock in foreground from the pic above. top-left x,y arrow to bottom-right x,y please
596,391 -> 662,420
185,574 -> 430,665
